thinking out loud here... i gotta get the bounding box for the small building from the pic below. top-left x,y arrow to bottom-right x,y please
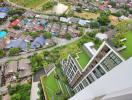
0,12 -> 7,22
95,33 -> 108,41
51,23 -> 61,36
31,36 -> 45,49
60,17 -> 69,23
18,59 -> 31,78
6,39 -> 27,51
4,61 -> 17,77
78,19 -> 90,26
0,7 -> 8,12
69,17 -> 79,24
59,24 -> 67,37
8,19 -> 20,27
0,40 -> 6,49
83,42 -> 97,57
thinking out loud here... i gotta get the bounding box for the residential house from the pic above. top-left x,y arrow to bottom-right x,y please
51,23 -> 61,36
4,61 -> 17,78
6,39 -> 27,51
59,24 -> 68,37
69,17 -> 79,24
45,23 -> 53,32
18,59 -> 31,78
0,12 -> 7,22
31,36 -> 45,49
0,39 -> 6,49
78,19 -> 90,26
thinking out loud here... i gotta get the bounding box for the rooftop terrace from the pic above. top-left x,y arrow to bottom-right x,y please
75,48 -> 91,70
41,68 -> 71,100
120,31 -> 132,59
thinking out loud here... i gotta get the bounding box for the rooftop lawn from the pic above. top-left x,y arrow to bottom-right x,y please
120,31 -> 132,59
76,49 -> 91,70
41,68 -> 71,100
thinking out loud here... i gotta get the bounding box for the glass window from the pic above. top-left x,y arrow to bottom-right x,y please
86,74 -> 95,84
93,66 -> 105,78
101,52 -> 122,71
82,79 -> 89,87
79,83 -> 84,90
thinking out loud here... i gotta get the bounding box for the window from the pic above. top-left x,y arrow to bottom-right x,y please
73,65 -> 77,72
76,86 -> 81,92
101,52 -> 122,71
82,79 -> 89,87
86,74 -> 95,84
93,66 -> 105,78
79,83 -> 84,90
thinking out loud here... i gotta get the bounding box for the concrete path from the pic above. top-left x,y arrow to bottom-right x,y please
30,81 -> 39,100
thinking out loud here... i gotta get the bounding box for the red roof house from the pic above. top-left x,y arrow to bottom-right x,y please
9,19 -> 20,27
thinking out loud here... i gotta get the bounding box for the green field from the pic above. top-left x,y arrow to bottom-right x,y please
120,31 -> 132,59
10,0 -> 47,8
41,68 -> 71,100
77,49 -> 91,70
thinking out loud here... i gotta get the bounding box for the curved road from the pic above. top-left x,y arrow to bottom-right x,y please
0,37 -> 82,63
1,0 -> 86,63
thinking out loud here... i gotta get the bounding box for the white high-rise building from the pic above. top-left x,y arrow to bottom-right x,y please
61,41 -> 131,100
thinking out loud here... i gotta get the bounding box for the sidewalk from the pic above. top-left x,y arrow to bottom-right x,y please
30,81 -> 39,100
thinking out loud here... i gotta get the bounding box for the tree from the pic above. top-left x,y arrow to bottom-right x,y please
11,93 -> 21,100
43,31 -> 52,39
86,30 -> 97,38
108,1 -> 116,7
100,26 -> 107,32
112,33 -> 125,48
76,6 -> 82,12
128,8 -> 132,14
98,15 -> 110,26
13,26 -> 20,30
90,21 -> 99,28
0,49 -> 5,58
65,33 -> 72,40
42,1 -> 55,10
113,11 -> 122,17
8,48 -> 20,56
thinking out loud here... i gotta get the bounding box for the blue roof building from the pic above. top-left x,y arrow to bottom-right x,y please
6,39 -> 27,51
78,19 -> 90,26
31,36 -> 45,49
0,7 -> 8,12
0,12 -> 7,19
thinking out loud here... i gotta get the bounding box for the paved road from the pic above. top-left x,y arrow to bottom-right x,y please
0,37 -> 81,63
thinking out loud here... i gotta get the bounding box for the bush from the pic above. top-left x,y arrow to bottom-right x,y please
90,21 -> 99,29
8,48 -> 20,56
100,26 -> 107,32
8,84 -> 31,100
0,49 -> 5,58
86,30 -> 97,38
13,25 -> 20,30
42,1 -> 56,10
43,31 -> 52,39
11,93 -> 21,100
8,8 -> 25,16
65,33 -> 72,40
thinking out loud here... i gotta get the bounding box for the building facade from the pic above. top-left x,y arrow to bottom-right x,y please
61,41 -> 124,94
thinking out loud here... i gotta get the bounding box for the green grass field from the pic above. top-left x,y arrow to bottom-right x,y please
120,31 -> 132,59
77,49 -> 90,70
41,68 -> 71,100
10,0 -> 47,8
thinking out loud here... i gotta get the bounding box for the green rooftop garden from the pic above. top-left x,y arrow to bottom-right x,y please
41,67 -> 72,100
120,31 -> 132,59
76,48 -> 91,70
